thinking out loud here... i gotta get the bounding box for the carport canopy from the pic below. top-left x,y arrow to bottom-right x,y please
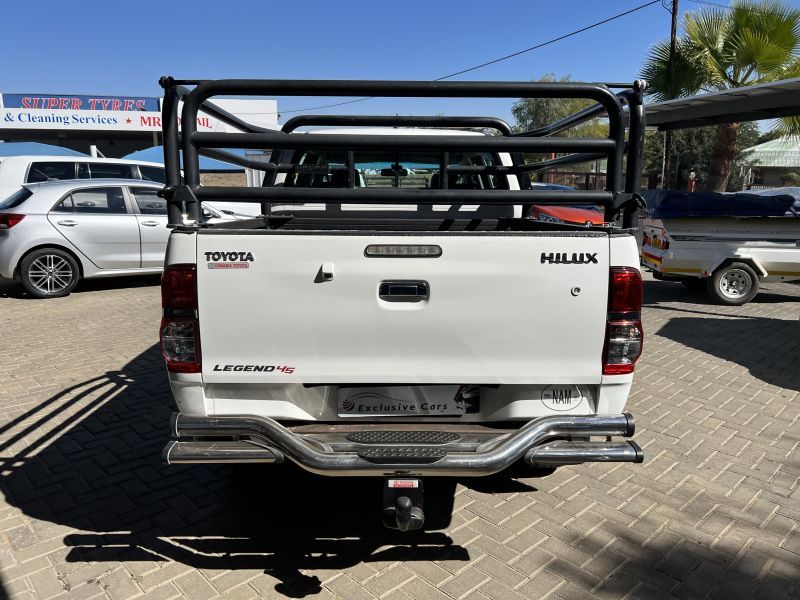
644,77 -> 800,130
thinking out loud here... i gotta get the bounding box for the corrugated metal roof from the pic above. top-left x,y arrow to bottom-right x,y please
743,138 -> 800,168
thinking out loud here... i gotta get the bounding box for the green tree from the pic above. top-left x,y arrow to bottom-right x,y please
643,122 -> 759,191
511,74 -> 607,138
641,0 -> 800,191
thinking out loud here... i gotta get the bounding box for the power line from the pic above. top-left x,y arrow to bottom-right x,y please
275,0 -> 662,117
434,0 -> 661,81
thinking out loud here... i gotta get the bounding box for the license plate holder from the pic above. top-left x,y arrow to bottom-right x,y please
337,386 -> 465,417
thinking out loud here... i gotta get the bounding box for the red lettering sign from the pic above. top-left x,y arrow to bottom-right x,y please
140,115 -> 161,127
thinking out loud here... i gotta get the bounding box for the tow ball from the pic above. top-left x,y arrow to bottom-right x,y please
383,478 -> 424,531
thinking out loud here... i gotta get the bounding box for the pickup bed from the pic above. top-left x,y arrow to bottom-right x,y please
157,77 -> 647,530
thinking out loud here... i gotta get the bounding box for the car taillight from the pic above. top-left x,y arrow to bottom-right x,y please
162,264 -> 197,309
160,264 -> 200,373
0,214 -> 25,229
603,266 -> 643,375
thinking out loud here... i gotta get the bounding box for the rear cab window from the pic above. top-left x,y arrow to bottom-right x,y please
283,151 -> 508,190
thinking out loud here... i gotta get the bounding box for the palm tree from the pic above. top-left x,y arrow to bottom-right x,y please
642,0 -> 800,191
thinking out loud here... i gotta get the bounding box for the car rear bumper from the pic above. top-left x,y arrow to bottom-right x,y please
163,412 -> 643,476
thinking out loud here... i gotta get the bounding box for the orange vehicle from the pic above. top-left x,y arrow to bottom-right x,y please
529,183 -> 606,226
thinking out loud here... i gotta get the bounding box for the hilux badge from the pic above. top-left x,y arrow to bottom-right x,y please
541,252 -> 598,264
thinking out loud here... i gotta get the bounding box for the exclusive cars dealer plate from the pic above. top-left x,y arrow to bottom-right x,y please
337,386 -> 465,417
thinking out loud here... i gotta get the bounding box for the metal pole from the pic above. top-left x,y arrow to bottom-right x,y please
159,77 -> 185,226
662,0 -> 679,188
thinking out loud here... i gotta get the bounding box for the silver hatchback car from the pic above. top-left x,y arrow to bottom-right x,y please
0,179 -> 237,298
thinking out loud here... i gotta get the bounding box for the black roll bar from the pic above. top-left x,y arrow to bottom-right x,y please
194,147 -> 271,171
516,153 -> 609,174
178,80 -> 624,188
190,132 -> 615,153
619,81 -> 646,224
160,80 -> 183,226
194,186 -> 614,204
159,77 -> 644,227
281,115 -> 514,136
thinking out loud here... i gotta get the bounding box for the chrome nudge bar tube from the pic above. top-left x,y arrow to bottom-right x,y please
158,77 -> 646,228
164,413 -> 642,477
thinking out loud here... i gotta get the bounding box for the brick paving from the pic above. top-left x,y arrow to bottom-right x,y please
0,273 -> 798,599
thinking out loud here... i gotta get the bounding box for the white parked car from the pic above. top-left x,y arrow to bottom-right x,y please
0,155 -> 167,200
0,154 -> 255,220
0,179 -> 240,298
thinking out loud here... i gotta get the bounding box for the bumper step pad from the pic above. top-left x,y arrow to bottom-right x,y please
357,446 -> 447,463
346,431 -> 461,445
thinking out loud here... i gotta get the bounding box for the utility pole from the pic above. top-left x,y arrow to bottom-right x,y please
661,0 -> 679,188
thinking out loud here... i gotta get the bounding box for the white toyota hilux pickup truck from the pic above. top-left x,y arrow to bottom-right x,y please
158,77 -> 647,530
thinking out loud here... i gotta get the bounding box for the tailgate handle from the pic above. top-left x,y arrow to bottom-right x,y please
379,280 -> 429,302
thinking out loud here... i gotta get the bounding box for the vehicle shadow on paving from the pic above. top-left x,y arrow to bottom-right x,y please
656,315 -> 800,392
72,274 -> 162,294
0,280 -> 28,299
0,274 -> 161,299
2,348 -> 799,597
0,345 -> 469,598
643,279 -> 798,307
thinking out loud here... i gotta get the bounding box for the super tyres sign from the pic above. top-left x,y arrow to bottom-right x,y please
0,94 -> 278,133
2,94 -> 159,112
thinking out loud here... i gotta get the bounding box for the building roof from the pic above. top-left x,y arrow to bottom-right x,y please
743,138 -> 800,168
0,142 -> 85,157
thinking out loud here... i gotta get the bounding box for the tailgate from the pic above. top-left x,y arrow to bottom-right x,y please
197,231 -> 609,385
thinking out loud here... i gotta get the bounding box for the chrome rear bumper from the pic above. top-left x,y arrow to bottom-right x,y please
163,412 -> 643,476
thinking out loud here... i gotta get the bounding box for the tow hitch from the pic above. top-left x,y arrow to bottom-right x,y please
383,478 -> 424,531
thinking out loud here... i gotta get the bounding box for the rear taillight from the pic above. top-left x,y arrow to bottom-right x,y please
160,264 -> 200,373
0,214 -> 25,229
162,265 -> 197,309
603,266 -> 643,375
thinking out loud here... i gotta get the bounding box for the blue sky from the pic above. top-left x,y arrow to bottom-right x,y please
4,0 -> 800,142
1,0 -> 772,125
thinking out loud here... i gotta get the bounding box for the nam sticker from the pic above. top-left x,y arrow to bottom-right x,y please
541,385 -> 583,411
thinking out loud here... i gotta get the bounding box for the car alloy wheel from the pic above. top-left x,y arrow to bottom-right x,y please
20,248 -> 81,298
27,254 -> 75,295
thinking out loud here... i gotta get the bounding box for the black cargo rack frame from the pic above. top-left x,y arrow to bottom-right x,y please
158,77 -> 646,228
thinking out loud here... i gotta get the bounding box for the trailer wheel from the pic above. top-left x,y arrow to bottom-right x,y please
708,262 -> 759,305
